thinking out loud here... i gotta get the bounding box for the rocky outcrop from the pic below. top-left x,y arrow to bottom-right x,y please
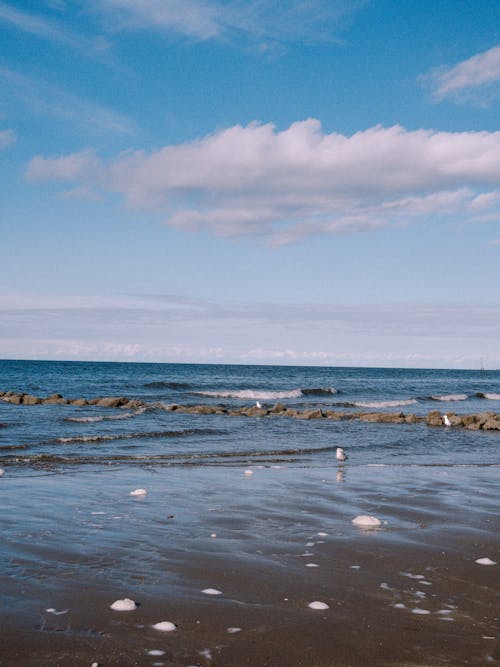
1,389 -> 500,433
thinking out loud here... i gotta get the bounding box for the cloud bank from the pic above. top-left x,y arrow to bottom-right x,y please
423,45 -> 500,104
27,119 -> 500,243
0,293 -> 499,368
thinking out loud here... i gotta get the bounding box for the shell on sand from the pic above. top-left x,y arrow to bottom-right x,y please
153,621 -> 176,632
352,515 -> 382,528
130,488 -> 147,496
110,598 -> 137,611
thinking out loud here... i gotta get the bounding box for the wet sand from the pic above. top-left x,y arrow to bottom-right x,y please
1,463 -> 499,666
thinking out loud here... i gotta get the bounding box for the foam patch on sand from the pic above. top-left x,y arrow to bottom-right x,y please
352,515 -> 381,528
153,621 -> 176,632
45,607 -> 69,615
308,601 -> 329,610
110,598 -> 137,611
202,588 -> 222,595
475,557 -> 497,565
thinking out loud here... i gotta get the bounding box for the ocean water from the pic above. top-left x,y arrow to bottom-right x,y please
1,360 -> 500,471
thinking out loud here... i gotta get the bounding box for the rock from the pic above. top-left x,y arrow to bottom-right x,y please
295,409 -> 324,420
482,419 -> 500,431
269,403 -> 286,414
3,394 -> 23,404
405,413 -> 422,424
121,399 -> 143,410
69,398 -> 88,406
476,412 -> 496,427
96,397 -> 127,408
243,407 -> 267,417
46,393 -> 63,400
426,410 -> 443,426
448,415 -> 464,427
21,395 -> 42,405
461,414 -> 476,426
42,397 -> 69,405
466,422 -> 481,431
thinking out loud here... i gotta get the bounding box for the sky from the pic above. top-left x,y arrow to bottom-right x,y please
0,0 -> 499,369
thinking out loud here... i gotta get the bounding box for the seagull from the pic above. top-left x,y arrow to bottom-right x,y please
255,401 -> 262,408
443,414 -> 451,427
336,447 -> 348,461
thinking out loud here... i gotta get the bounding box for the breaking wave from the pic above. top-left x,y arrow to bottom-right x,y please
348,399 -> 419,409
476,392 -> 500,400
194,387 -> 337,400
429,394 -> 468,402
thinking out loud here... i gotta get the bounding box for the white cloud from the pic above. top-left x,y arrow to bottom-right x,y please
0,128 -> 16,149
0,292 -> 499,368
0,66 -> 136,136
26,119 -> 500,243
422,45 -> 500,103
89,0 -> 365,44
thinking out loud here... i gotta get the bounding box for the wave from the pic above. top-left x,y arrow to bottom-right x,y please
144,381 -> 190,389
193,387 -> 337,400
195,389 -> 303,400
57,428 -> 225,444
346,399 -> 419,409
300,387 -> 338,396
64,411 -> 139,424
476,392 -> 500,400
1,444 -> 335,467
429,394 -> 468,402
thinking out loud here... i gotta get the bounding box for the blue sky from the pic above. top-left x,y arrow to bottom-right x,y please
1,0 -> 499,368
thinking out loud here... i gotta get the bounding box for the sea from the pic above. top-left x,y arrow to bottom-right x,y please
1,359 -> 500,471
1,360 -> 499,665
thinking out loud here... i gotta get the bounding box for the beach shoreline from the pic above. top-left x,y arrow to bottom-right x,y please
1,463 -> 498,666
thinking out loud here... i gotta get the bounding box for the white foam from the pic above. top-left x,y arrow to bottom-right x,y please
352,515 -> 382,528
153,621 -> 176,632
411,608 -> 431,615
65,416 -> 103,423
227,627 -> 242,634
110,598 -> 137,611
350,565 -> 361,570
210,533 -> 217,538
147,650 -> 166,656
45,608 -> 69,615
202,588 -> 222,595
437,609 -> 453,615
393,603 -> 406,609
317,532 -> 328,537
130,488 -> 147,496
400,572 -> 425,579
431,394 -> 468,401
0,468 -> 4,476
308,601 -> 329,610
475,557 -> 497,565
483,393 -> 500,400
196,389 -> 303,400
305,563 -> 319,568
353,399 -> 418,408
244,469 -> 253,476
380,583 -> 392,590
306,542 -> 315,547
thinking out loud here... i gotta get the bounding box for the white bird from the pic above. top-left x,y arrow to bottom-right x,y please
336,447 -> 348,461
443,414 -> 451,427
255,401 -> 262,408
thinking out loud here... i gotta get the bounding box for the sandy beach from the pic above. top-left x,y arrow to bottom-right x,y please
1,461 -> 498,666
